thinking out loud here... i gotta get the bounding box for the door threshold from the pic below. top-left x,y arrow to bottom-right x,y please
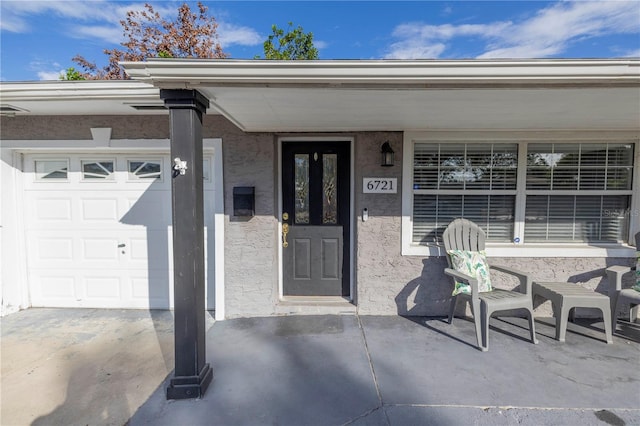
276,296 -> 356,315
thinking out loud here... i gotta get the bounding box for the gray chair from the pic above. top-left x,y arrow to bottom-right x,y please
606,232 -> 640,329
443,218 -> 538,351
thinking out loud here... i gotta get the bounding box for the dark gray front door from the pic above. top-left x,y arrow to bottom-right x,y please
282,142 -> 350,296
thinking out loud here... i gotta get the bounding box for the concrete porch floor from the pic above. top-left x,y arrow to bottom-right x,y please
1,309 -> 639,426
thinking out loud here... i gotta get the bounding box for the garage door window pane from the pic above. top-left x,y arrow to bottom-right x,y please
82,161 -> 114,180
128,161 -> 161,180
36,160 -> 68,180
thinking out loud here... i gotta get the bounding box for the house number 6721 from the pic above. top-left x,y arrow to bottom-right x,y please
363,178 -> 397,194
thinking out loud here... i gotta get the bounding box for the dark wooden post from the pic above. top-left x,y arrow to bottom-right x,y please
160,89 -> 213,400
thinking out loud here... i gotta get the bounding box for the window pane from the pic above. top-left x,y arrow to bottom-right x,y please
82,161 -> 114,180
525,195 -> 630,243
413,144 -> 440,190
438,144 -> 468,189
294,154 -> 310,224
487,144 -> 518,190
413,194 -> 515,245
322,154 -> 337,224
36,160 -> 68,180
414,143 -> 517,190
527,143 -> 633,191
128,161 -> 161,179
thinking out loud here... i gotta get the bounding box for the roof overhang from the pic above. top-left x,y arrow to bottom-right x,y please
0,80 -> 164,116
2,59 -> 639,132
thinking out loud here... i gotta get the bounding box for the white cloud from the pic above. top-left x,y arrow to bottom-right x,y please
624,48 -> 640,58
217,22 -> 262,47
2,1 -> 263,50
38,70 -> 64,80
1,1 -> 125,32
385,41 -> 447,59
71,25 -> 124,45
384,1 -> 640,59
314,40 -> 328,50
28,58 -> 63,80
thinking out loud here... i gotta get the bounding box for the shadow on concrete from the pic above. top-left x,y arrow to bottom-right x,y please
127,315 -> 391,426
4,311 -> 640,426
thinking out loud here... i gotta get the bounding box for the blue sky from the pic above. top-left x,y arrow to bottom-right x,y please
1,1 -> 639,81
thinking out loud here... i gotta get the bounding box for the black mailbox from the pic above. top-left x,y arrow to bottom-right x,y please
233,186 -> 255,217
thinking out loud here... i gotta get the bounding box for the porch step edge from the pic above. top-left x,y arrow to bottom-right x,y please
275,297 -> 356,315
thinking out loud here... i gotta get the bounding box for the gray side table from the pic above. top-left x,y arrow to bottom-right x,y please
532,281 -> 613,344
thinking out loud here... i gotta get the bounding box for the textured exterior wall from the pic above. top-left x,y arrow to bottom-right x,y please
0,115 -> 171,139
214,125 -> 278,318
2,115 -> 636,319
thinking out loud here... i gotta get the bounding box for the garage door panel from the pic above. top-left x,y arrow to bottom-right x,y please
129,238 -> 148,261
24,153 -> 215,310
39,275 -> 76,299
36,237 -> 74,261
123,192 -> 171,230
82,238 -> 120,261
29,272 -> 81,307
81,198 -> 119,221
131,272 -> 171,308
34,198 -> 73,221
85,277 -> 121,299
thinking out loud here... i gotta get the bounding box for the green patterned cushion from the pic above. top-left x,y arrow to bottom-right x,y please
448,250 -> 492,296
634,251 -> 640,292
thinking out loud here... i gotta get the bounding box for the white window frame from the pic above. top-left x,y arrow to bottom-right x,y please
34,158 -> 70,181
80,158 -> 116,181
401,131 -> 639,258
126,158 -> 164,182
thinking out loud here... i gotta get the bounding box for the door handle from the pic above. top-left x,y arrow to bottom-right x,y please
282,223 -> 289,248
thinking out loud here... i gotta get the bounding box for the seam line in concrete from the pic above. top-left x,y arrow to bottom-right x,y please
387,403 -> 640,411
355,314 -> 391,426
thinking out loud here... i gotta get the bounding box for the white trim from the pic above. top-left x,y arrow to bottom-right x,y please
1,80 -> 158,102
277,136 -> 355,301
210,138 -> 225,320
121,58 -> 640,87
401,130 -> 639,258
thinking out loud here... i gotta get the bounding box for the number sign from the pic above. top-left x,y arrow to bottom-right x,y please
363,178 -> 397,194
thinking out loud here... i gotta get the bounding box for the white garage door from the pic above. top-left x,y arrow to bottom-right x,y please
23,153 -> 217,309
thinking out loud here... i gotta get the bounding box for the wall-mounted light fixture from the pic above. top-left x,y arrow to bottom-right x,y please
381,141 -> 395,167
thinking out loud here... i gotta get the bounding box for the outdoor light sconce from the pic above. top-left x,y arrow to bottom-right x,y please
173,157 -> 188,176
381,141 -> 395,167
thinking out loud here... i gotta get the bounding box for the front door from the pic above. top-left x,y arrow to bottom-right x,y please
282,142 -> 350,296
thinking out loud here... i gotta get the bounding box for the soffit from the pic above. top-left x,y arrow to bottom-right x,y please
197,85 -> 639,132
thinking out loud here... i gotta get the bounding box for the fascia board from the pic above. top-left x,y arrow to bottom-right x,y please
0,80 -> 159,102
121,59 -> 640,88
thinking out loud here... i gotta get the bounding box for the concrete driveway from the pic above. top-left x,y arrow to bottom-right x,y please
1,308 -> 639,426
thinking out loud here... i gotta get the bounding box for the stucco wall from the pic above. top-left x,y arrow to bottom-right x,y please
0,115 -> 171,140
351,130 -> 637,319
211,122 -> 278,318
2,115 -> 636,319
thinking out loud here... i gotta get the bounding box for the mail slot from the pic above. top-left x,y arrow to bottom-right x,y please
233,186 -> 255,217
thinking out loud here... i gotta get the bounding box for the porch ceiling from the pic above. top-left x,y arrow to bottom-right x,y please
195,85 -> 639,132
